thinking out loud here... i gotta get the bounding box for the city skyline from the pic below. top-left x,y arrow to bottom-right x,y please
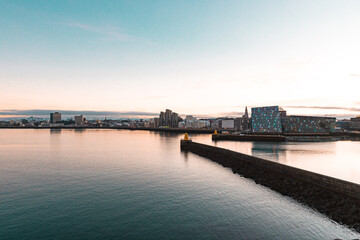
1,1 -> 360,117
2,106 -> 359,134
0,106 -> 359,120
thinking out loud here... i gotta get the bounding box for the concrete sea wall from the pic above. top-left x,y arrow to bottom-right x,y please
181,140 -> 360,232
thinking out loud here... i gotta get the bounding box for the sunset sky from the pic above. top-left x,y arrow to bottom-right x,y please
1,0 -> 360,118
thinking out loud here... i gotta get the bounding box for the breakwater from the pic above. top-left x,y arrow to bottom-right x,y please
181,140 -> 360,232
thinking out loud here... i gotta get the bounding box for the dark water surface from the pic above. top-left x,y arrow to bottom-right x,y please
0,129 -> 359,239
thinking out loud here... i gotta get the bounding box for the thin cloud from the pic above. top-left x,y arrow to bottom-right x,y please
144,96 -> 167,99
285,106 -> 360,112
0,109 -> 158,117
218,111 -> 245,117
60,20 -> 151,43
188,112 -> 245,119
349,74 -> 360,77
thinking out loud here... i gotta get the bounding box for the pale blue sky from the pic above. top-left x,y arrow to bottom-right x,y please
1,0 -> 360,117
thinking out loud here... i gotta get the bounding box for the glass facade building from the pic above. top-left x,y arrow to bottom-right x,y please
251,106 -> 284,133
283,116 -> 336,133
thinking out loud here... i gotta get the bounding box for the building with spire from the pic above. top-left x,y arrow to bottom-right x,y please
243,106 -> 249,119
234,107 -> 251,132
242,106 -> 251,132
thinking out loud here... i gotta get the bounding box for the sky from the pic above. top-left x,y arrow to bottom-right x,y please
1,0 -> 360,118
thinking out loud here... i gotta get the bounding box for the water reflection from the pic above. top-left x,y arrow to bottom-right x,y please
181,151 -> 189,162
74,128 -> 86,134
156,132 -> 181,138
0,129 -> 359,239
250,142 -> 288,163
195,136 -> 360,184
50,129 -> 62,134
50,129 -> 62,150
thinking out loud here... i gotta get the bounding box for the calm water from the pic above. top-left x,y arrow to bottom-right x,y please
193,136 -> 360,184
0,129 -> 359,239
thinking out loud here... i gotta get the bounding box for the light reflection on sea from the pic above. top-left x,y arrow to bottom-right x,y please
192,135 -> 360,184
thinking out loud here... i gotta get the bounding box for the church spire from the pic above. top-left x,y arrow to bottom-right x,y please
244,106 -> 249,119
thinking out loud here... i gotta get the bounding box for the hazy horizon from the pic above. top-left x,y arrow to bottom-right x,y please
0,107 -> 358,121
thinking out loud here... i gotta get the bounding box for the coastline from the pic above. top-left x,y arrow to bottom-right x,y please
0,126 -> 216,134
1,126 -> 359,141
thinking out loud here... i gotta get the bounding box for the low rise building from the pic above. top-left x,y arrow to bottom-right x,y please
178,121 -> 186,128
154,117 -> 160,128
234,117 -> 251,132
221,119 -> 235,129
350,117 -> 360,131
336,120 -> 350,131
195,120 -> 210,128
74,115 -> 84,125
185,115 -> 196,128
283,116 -> 336,133
210,119 -> 221,129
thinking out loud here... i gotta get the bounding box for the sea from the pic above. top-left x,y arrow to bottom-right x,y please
0,129 -> 359,239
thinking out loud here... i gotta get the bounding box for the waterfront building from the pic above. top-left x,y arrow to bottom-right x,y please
159,112 -> 165,126
251,106 -> 285,133
170,112 -> 179,128
185,120 -> 195,128
242,106 -> 251,132
144,119 -> 153,128
50,112 -> 61,123
0,121 -> 9,127
195,120 -> 210,128
336,120 -> 350,131
185,115 -> 195,122
244,106 -> 249,119
185,115 -> 196,128
185,121 -> 194,128
350,117 -> 360,131
74,115 -> 84,125
178,121 -> 186,128
234,117 -> 243,131
165,109 -> 172,126
283,116 -> 336,133
235,107 -> 251,132
221,119 -> 235,129
235,117 -> 251,132
209,119 -> 220,129
154,117 -> 160,128
158,109 -> 180,127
